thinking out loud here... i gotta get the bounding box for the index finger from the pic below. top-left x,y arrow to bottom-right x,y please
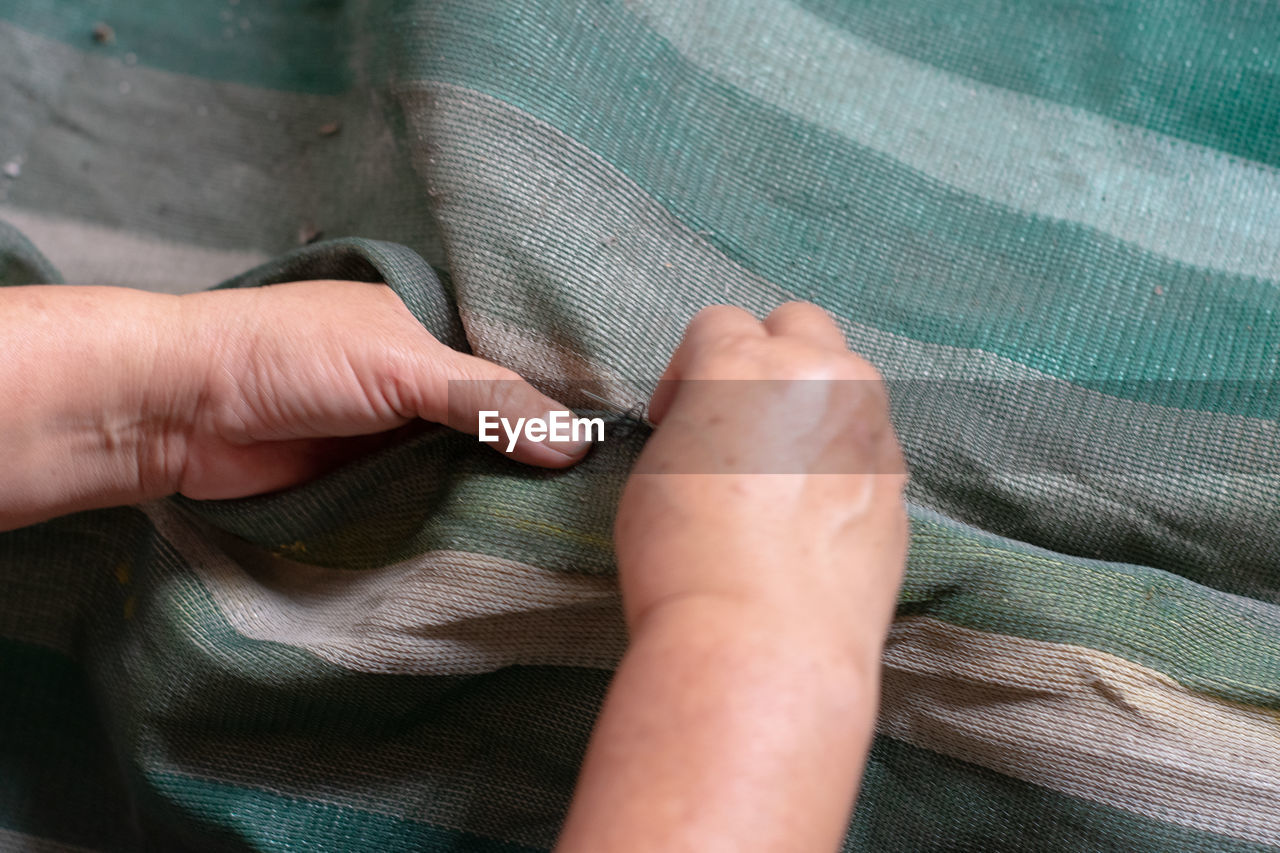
648,305 -> 765,424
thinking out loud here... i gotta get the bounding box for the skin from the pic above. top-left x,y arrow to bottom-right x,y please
0,282 -> 908,852
557,304 -> 908,853
0,280 -> 589,530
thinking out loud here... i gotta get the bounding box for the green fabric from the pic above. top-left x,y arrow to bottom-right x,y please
2,1 -> 1279,851
0,0 -> 350,93
794,0 -> 1280,167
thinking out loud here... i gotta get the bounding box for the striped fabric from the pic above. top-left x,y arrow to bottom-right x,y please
2,1 -> 1277,850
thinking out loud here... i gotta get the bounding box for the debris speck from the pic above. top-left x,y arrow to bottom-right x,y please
239,17 -> 251,31
124,51 -> 137,66
298,222 -> 324,245
317,121 -> 342,137
92,22 -> 115,45
1154,286 -> 1165,296
219,9 -> 233,21
196,104 -> 209,117
118,80 -> 132,95
2,160 -> 20,179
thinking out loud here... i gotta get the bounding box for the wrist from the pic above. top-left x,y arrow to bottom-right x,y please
628,589 -> 888,693
0,286 -> 206,529
620,531 -> 897,668
559,594 -> 880,853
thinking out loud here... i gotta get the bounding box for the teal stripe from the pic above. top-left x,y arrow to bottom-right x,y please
395,1 -> 1280,410
854,735 -> 1280,852
145,772 -> 543,853
0,499 -> 598,849
795,0 -> 1280,168
3,635 -> 1271,852
0,1 -> 349,94
625,0 -> 1280,280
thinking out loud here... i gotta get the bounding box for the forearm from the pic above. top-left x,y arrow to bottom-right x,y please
0,286 -> 194,530
556,597 -> 881,853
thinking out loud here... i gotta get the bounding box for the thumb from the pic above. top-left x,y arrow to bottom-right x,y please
412,344 -> 593,468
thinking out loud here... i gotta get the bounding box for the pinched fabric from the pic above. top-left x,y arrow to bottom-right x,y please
1,2 -> 1278,851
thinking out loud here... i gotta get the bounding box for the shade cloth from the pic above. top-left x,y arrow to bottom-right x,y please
1,1 -> 1277,850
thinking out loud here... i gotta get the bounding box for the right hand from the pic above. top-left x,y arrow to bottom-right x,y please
166,279 -> 590,501
614,302 -> 908,666
558,302 -> 907,853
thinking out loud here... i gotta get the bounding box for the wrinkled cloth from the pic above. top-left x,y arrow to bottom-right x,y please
1,1 -> 1278,850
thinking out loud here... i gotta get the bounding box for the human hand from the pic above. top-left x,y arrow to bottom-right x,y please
0,280 -> 587,530
163,279 -> 589,500
615,302 -> 908,655
557,302 -> 907,853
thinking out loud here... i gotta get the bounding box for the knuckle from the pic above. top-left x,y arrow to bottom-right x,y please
767,300 -> 824,322
372,347 -> 423,417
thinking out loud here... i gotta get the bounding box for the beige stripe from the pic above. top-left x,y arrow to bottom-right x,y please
0,828 -> 97,853
144,494 -> 1280,842
880,616 -> 1280,845
0,205 -> 268,292
141,501 -> 626,675
630,0 -> 1280,280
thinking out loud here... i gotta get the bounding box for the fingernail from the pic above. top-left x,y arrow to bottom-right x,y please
542,409 -> 601,458
545,437 -> 593,459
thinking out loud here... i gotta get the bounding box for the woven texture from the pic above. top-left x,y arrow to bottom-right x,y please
2,1 -> 1278,850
